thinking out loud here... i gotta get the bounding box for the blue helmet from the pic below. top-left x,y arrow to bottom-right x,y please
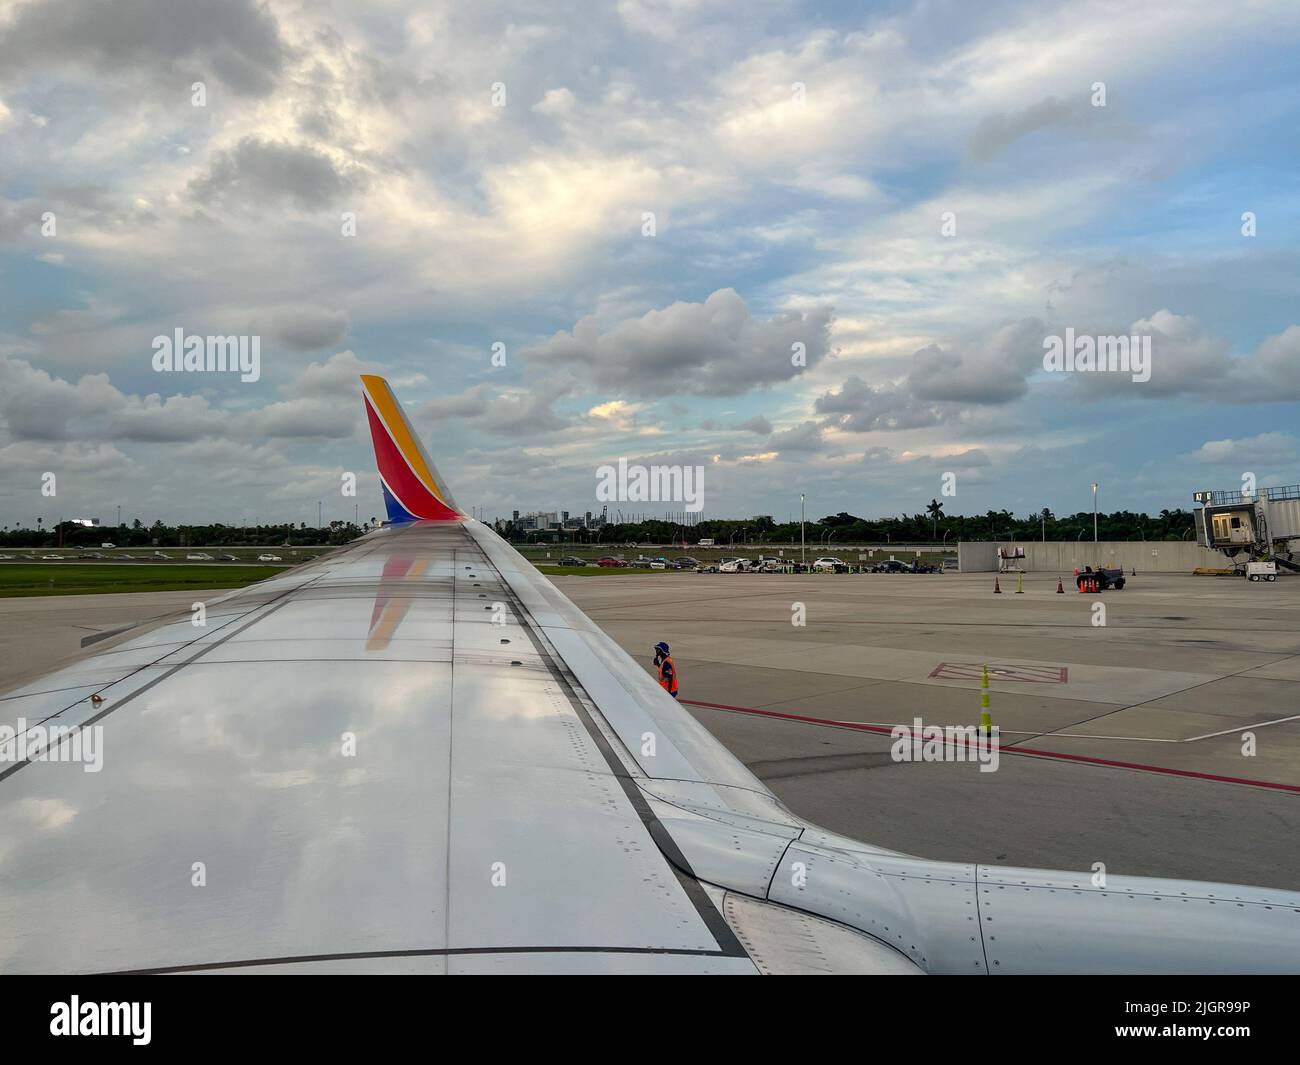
654,641 -> 670,655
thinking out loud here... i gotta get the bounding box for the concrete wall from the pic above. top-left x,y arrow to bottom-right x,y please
958,540 -> 1224,573
958,542 -> 999,572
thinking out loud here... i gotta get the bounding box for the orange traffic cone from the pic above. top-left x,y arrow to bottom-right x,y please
994,575 -> 1002,594
1056,577 -> 1064,593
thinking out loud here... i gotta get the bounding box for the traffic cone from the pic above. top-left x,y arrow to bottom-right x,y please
981,664 -> 989,690
1056,576 -> 1064,593
994,576 -> 1001,594
980,690 -> 992,737
1016,572 -> 1024,594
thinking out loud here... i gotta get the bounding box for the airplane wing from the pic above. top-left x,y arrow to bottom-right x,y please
1,375 -> 1297,974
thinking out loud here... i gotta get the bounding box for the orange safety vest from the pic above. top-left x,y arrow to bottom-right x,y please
658,654 -> 679,695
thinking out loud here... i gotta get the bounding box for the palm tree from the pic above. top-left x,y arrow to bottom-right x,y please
926,499 -> 944,540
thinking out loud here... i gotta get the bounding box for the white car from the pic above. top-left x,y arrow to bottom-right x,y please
153,552 -> 172,559
186,553 -> 214,561
812,556 -> 849,573
0,555 -> 12,560
258,554 -> 283,562
719,558 -> 753,573
41,554 -> 62,560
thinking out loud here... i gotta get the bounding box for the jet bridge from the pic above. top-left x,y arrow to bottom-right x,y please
1194,484 -> 1300,572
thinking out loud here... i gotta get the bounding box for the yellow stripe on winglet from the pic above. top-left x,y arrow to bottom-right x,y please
360,374 -> 448,504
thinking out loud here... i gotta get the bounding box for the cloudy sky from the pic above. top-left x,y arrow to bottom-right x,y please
2,0 -> 1298,528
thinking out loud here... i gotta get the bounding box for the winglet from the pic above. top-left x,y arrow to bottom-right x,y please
360,375 -> 461,523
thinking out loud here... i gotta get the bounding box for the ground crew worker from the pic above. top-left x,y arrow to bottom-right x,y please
653,641 -> 679,698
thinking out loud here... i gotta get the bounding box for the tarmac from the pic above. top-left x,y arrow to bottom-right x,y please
3,571 -> 1297,891
556,570 -> 1300,891
0,591 -> 223,691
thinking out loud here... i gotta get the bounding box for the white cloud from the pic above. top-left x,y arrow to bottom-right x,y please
1191,432 -> 1298,466
525,288 -> 834,397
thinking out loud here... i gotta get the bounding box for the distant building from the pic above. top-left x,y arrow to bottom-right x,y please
508,508 -> 606,532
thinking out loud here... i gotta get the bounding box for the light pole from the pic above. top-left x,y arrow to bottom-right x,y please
1091,483 -> 1099,543
800,494 -> 806,567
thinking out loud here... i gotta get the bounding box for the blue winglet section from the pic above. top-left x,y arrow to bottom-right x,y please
381,481 -> 419,524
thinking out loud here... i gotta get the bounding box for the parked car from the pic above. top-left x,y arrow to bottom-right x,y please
153,552 -> 172,560
719,557 -> 753,573
557,556 -> 586,566
871,559 -> 909,573
596,556 -> 626,567
257,554 -> 282,562
218,554 -> 238,562
186,552 -> 214,561
671,556 -> 700,570
649,561 -> 668,570
812,556 -> 849,573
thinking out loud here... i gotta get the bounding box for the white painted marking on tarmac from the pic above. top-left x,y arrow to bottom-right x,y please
1182,714 -> 1300,742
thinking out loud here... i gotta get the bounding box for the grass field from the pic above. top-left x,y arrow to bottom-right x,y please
0,565 -> 279,598
533,564 -> 681,577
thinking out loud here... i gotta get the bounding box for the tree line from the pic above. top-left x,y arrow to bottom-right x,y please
499,508 -> 1198,545
0,520 -> 368,549
1,506 -> 1199,549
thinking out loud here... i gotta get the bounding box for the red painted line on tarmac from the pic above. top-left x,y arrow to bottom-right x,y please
681,699 -> 1300,794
